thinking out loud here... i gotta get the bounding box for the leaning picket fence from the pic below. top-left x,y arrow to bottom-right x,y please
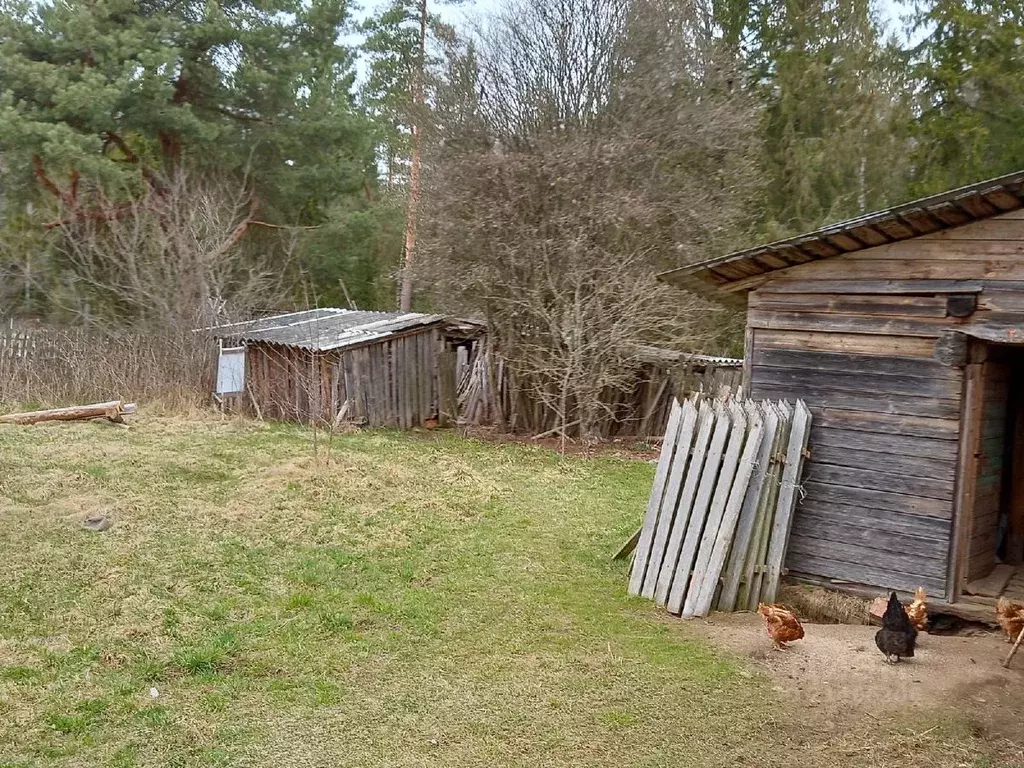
627,396 -> 811,617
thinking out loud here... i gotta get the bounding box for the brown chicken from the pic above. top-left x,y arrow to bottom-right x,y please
905,587 -> 928,632
757,603 -> 805,650
996,597 -> 1024,643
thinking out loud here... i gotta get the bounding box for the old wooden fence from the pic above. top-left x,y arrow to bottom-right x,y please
628,396 -> 812,616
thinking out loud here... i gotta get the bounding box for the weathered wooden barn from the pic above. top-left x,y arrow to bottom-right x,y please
660,170 -> 1024,617
206,309 -> 486,427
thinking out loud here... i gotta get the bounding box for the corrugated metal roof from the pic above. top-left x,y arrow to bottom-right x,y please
204,309 -> 456,351
658,168 -> 1024,304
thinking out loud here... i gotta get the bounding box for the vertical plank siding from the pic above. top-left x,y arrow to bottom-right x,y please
243,327 -> 461,429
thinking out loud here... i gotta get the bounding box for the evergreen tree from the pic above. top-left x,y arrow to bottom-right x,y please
1,0 -> 371,209
0,0 -> 390,316
908,0 -> 1024,194
745,0 -> 912,235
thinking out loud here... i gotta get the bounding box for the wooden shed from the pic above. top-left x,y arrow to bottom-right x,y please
659,170 -> 1024,618
205,309 -> 486,428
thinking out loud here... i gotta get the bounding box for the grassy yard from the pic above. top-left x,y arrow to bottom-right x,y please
0,419 -> 1015,767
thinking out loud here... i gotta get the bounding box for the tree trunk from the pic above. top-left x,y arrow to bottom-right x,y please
0,400 -> 136,425
399,0 -> 428,313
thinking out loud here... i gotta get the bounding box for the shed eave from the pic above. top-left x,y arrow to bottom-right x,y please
658,169 -> 1024,301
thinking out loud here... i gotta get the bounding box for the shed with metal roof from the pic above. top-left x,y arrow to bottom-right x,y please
204,309 -> 487,428
659,170 -> 1024,620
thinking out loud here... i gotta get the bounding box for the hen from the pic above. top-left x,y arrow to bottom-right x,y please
757,603 -> 805,650
875,591 -> 917,663
905,587 -> 928,632
995,597 -> 1024,643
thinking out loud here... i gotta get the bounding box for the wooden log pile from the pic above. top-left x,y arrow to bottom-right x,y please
0,400 -> 137,425
457,344 -> 507,426
627,395 -> 812,616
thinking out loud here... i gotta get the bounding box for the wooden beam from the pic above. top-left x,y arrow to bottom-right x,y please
666,404 -> 732,614
755,279 -> 985,295
682,403 -> 748,617
719,404 -> 779,611
654,402 -> 715,606
948,360 -> 981,601
642,399 -> 700,599
691,406 -> 765,616
612,527 -> 642,561
1004,625 -> 1024,669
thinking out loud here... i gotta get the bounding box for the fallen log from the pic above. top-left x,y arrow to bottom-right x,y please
0,400 -> 137,425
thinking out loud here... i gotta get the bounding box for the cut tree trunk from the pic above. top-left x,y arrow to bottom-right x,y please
0,400 -> 137,425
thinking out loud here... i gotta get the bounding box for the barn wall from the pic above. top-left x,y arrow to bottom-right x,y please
745,209 -> 1024,598
246,345 -> 333,423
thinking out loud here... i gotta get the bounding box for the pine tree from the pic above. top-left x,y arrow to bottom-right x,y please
360,0 -> 462,311
745,0 -> 912,235
908,0 -> 1024,194
0,0 -> 385,316
0,0 -> 376,225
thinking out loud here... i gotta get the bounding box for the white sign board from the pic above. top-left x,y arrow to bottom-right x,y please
216,346 -> 246,394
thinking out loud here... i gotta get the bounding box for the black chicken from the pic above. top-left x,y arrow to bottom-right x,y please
875,591 -> 917,663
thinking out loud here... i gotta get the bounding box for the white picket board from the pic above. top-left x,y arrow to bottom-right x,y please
761,399 -> 812,603
628,400 -> 684,595
717,403 -> 779,611
641,399 -> 700,599
665,404 -> 732,615
682,402 -> 748,617
691,408 -> 765,617
653,401 -> 715,606
745,401 -> 791,611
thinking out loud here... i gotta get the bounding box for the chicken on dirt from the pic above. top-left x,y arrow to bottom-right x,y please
875,591 -> 917,664
996,597 -> 1024,643
757,603 -> 804,651
905,587 -> 928,632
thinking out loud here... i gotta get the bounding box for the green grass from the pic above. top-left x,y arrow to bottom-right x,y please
0,418 -> 1013,766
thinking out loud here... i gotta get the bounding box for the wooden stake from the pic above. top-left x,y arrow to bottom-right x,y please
1003,625 -> 1024,669
613,527 -> 643,561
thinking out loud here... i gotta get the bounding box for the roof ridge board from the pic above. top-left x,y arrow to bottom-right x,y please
660,170 -> 1024,281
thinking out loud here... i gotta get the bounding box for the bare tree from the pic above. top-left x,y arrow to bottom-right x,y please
50,168 -> 288,330
418,0 -> 762,441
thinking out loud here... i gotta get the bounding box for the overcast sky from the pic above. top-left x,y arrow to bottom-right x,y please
359,0 -> 912,38
352,0 -> 915,86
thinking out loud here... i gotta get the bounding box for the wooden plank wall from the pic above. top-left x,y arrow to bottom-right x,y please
748,336 -> 958,595
246,328 -> 446,427
630,397 -> 812,616
337,329 -> 442,428
742,209 -> 1024,598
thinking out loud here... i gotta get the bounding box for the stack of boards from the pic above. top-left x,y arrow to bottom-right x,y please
628,396 -> 812,617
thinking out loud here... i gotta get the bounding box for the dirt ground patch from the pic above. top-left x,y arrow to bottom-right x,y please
686,611 -> 1024,747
